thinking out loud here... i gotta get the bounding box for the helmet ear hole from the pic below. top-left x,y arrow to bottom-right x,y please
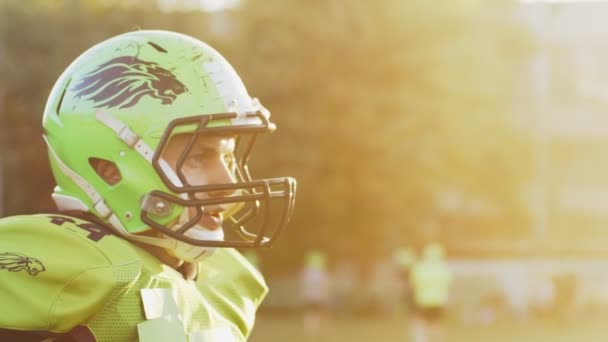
89,158 -> 122,186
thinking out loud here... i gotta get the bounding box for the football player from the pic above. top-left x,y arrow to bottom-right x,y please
410,243 -> 452,342
0,30 -> 296,341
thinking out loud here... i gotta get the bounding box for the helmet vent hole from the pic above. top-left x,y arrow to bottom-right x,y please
148,41 -> 168,53
56,78 -> 71,115
89,158 -> 122,186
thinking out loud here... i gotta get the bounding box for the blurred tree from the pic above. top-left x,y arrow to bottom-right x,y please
234,0 -> 533,269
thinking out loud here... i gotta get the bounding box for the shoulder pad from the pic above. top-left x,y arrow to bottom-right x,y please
0,214 -> 142,333
196,248 -> 268,338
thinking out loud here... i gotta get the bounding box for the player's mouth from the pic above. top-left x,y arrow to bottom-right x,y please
200,209 -> 223,230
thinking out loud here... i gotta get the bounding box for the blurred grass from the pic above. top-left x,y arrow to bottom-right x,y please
250,314 -> 608,342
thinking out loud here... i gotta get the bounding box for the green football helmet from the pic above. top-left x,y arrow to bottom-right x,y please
42,30 -> 296,253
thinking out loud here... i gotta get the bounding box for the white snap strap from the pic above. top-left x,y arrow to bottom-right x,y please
158,159 -> 184,188
134,140 -> 155,163
96,110 -> 156,162
93,199 -> 112,219
44,136 -> 111,215
118,126 -> 139,147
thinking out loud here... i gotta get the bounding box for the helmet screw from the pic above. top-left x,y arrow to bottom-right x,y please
119,151 -> 126,157
228,99 -> 238,112
125,211 -> 133,220
155,201 -> 167,214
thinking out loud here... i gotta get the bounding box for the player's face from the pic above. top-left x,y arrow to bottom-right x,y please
162,133 -> 238,230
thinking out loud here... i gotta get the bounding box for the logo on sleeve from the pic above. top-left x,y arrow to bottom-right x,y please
0,252 -> 46,276
72,56 -> 188,109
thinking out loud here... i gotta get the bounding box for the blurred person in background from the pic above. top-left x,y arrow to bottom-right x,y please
410,242 -> 452,342
393,245 -> 416,317
530,272 -> 555,322
552,272 -> 579,324
301,249 -> 331,336
499,263 -> 531,322
0,30 -> 296,341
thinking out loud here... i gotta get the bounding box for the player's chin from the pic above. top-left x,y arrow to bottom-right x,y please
185,226 -> 225,242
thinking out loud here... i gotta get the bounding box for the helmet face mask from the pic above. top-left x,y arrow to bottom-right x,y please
143,111 -> 296,248
42,30 -> 296,251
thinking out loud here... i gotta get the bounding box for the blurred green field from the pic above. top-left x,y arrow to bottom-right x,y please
250,314 -> 608,342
